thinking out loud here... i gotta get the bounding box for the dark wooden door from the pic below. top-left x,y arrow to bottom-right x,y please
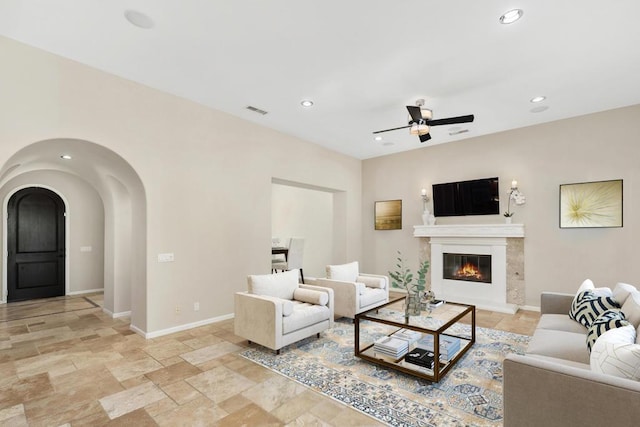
7,188 -> 66,302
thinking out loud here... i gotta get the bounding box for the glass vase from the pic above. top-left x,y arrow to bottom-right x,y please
405,293 -> 422,317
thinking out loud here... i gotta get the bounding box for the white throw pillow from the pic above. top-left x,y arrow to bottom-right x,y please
590,325 -> 640,381
614,282 -> 638,306
293,288 -> 329,306
577,279 -> 595,294
247,269 -> 299,300
576,278 -> 612,297
622,291 -> 640,328
326,261 -> 359,282
593,287 -> 613,297
357,275 -> 386,289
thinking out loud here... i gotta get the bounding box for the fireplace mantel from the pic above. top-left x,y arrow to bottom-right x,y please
413,223 -> 525,238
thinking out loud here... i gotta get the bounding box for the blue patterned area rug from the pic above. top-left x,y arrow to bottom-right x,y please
240,318 -> 529,426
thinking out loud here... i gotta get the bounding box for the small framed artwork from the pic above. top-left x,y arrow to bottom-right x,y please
375,200 -> 402,230
559,179 -> 623,228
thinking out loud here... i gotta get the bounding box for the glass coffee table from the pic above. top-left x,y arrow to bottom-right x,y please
355,296 -> 476,382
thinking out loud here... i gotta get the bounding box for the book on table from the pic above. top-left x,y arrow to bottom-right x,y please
428,299 -> 445,308
404,347 -> 435,369
415,334 -> 461,360
391,328 -> 421,345
373,336 -> 408,358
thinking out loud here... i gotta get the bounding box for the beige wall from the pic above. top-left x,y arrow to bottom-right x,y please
0,170 -> 105,297
362,104 -> 640,307
0,36 -> 362,334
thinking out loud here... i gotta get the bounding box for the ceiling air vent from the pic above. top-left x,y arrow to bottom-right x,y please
245,105 -> 268,115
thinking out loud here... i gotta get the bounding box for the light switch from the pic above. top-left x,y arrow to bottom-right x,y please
158,253 -> 175,263
80,246 -> 92,252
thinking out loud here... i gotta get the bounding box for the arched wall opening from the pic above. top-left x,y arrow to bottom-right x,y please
0,138 -> 147,331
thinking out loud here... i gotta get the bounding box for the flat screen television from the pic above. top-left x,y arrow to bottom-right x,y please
432,177 -> 499,217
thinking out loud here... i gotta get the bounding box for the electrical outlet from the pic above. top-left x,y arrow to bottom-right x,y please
158,253 -> 175,263
194,302 -> 200,311
175,305 -> 181,314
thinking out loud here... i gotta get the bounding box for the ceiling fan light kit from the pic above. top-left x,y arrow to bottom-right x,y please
373,99 -> 474,144
409,123 -> 430,136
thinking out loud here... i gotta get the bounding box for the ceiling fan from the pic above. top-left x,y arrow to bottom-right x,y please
373,99 -> 474,143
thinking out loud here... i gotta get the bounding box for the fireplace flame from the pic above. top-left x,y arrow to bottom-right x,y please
456,262 -> 483,280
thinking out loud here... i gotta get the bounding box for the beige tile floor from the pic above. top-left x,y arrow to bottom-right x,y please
0,292 -> 540,426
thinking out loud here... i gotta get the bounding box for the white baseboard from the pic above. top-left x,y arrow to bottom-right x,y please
519,305 -> 541,312
102,307 -> 131,318
129,324 -> 146,337
113,310 -> 132,319
68,288 -> 104,296
130,313 -> 235,339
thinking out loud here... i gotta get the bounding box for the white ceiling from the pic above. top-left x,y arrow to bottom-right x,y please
2,1 -> 640,159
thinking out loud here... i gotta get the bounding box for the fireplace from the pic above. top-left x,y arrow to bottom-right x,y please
414,223 -> 525,314
443,253 -> 492,284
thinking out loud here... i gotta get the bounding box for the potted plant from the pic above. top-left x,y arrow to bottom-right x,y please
504,183 -> 526,223
389,251 -> 430,317
503,210 -> 514,224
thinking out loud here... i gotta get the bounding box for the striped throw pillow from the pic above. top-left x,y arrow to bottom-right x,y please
586,309 -> 629,352
569,290 -> 620,328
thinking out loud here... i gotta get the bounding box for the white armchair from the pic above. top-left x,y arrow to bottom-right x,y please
234,269 -> 334,354
312,261 -> 389,320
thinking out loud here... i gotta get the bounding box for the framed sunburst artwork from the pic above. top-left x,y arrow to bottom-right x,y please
559,179 -> 623,228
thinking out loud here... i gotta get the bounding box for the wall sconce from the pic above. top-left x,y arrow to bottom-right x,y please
421,188 -> 429,211
505,179 -> 526,219
421,188 -> 436,225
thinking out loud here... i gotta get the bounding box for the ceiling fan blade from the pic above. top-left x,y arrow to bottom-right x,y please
427,114 -> 474,126
406,105 -> 423,123
372,124 -> 412,134
419,133 -> 431,143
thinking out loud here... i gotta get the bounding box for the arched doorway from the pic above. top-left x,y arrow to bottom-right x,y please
7,187 -> 66,302
0,139 -> 147,333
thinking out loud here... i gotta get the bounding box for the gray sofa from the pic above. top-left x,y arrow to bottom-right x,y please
503,290 -> 640,426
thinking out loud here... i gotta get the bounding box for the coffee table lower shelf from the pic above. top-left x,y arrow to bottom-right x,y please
354,297 -> 476,382
356,337 -> 472,381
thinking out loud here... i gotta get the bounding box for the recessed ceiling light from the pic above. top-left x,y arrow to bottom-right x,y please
530,106 -> 549,113
60,155 -> 72,160
530,96 -> 546,103
124,10 -> 155,29
300,100 -> 314,108
499,9 -> 523,24
374,136 -> 383,141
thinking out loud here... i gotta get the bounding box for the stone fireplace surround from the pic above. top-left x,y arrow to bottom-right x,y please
414,224 -> 525,314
